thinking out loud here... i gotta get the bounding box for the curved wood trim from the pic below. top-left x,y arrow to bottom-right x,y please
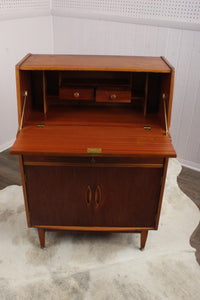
34,225 -> 154,231
95,185 -> 101,207
86,185 -> 92,206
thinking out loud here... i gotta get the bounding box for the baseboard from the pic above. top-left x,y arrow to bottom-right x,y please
178,158 -> 200,172
0,139 -> 15,152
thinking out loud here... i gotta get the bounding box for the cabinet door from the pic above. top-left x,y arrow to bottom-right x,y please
25,165 -> 95,226
92,167 -> 163,228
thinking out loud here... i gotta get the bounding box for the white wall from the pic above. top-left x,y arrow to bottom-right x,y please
0,16 -> 52,151
53,16 -> 200,170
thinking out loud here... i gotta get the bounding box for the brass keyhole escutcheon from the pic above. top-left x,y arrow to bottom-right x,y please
144,126 -> 151,131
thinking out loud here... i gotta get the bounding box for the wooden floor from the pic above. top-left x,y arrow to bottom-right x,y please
0,149 -> 199,263
0,149 -> 21,189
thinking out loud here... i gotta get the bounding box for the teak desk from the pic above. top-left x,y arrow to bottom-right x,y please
10,54 -> 176,249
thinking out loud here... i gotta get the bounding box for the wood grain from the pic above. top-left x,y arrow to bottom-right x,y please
10,125 -> 176,157
19,54 -> 171,73
21,106 -> 165,127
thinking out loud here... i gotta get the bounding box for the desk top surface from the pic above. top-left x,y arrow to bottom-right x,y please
17,54 -> 172,73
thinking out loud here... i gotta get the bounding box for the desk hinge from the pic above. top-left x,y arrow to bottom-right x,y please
162,93 -> 168,136
19,91 -> 28,133
37,124 -> 45,128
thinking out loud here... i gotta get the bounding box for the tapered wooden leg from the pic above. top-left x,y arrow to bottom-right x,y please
140,230 -> 148,250
38,228 -> 45,248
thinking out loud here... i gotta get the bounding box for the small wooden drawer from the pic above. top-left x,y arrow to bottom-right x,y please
96,88 -> 131,103
59,87 -> 94,101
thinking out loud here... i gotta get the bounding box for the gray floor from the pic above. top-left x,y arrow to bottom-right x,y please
0,149 -> 200,263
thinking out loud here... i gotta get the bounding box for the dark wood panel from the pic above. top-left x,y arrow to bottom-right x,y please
60,71 -> 131,87
93,167 -> 163,227
24,164 -> 163,228
147,73 -> 161,113
31,71 -> 44,111
25,165 -> 95,226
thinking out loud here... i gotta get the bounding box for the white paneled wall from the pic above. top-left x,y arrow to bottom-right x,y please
53,16 -> 200,170
52,0 -> 200,29
0,16 -> 52,150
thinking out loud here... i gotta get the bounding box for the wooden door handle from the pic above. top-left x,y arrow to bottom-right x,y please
86,185 -> 92,206
95,185 -> 101,207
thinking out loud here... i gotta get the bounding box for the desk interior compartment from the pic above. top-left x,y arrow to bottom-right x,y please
18,69 -> 173,135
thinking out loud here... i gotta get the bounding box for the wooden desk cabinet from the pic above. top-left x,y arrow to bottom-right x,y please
10,54 -> 176,249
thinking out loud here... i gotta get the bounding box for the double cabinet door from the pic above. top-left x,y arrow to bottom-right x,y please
25,163 -> 163,228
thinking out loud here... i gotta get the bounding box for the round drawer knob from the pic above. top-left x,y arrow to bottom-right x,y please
74,92 -> 80,98
110,94 -> 117,100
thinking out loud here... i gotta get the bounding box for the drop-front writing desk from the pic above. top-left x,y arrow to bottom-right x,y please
10,54 -> 176,249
